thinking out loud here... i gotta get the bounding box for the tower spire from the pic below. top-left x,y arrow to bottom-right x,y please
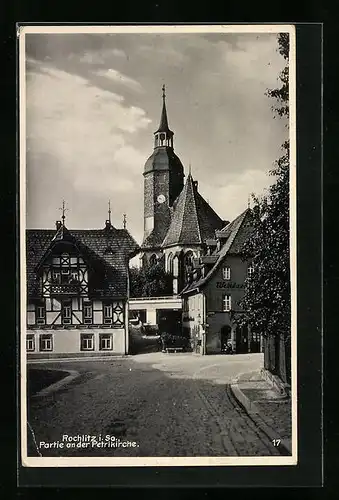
157,84 -> 170,132
154,84 -> 174,149
108,200 -> 112,224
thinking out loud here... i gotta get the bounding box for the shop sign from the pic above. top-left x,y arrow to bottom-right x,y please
216,282 -> 244,289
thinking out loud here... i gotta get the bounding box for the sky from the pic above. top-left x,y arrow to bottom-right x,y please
24,29 -> 288,245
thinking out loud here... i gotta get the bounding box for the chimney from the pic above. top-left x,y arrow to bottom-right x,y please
55,220 -> 62,230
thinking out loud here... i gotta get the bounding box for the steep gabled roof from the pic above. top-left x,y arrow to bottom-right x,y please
181,208 -> 254,294
162,174 -> 225,248
26,224 -> 140,299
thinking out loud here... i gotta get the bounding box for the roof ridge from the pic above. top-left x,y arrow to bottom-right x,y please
190,177 -> 202,244
177,178 -> 190,244
183,209 -> 251,292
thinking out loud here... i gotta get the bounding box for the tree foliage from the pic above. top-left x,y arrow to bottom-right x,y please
235,33 -> 290,343
129,263 -> 173,298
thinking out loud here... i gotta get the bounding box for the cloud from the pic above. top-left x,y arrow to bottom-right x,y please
78,48 -> 126,64
200,169 -> 272,222
25,32 -> 287,236
26,61 -> 151,207
138,42 -> 187,66
95,68 -> 143,92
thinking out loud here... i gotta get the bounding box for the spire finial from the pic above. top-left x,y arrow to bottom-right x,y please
188,162 -> 192,176
162,83 -> 166,100
59,200 -> 68,225
108,200 -> 112,224
123,213 -> 127,229
247,194 -> 251,209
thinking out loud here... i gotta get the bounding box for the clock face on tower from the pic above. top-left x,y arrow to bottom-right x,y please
157,194 -> 166,204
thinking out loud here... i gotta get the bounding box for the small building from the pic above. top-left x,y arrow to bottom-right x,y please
25,219 -> 139,358
181,208 -> 261,355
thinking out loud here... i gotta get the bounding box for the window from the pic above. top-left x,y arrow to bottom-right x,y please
71,271 -> 79,282
149,254 -> 157,267
36,304 -> 45,324
222,295 -> 232,312
248,264 -> 254,277
167,253 -> 174,274
62,300 -> 72,324
184,251 -> 194,282
100,334 -> 113,351
39,334 -> 53,351
26,334 -> 35,352
81,334 -> 94,351
103,303 -> 113,324
83,302 -> 93,324
52,270 -> 61,283
222,267 -> 231,280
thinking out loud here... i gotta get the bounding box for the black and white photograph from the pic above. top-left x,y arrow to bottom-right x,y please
20,24 -> 297,467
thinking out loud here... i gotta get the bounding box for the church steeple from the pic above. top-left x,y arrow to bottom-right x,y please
154,85 -> 174,149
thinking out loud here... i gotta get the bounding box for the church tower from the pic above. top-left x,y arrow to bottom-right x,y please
141,85 -> 185,266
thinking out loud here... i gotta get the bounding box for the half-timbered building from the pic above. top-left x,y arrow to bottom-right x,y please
26,219 -> 139,358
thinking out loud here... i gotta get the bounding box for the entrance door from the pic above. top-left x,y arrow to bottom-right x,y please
220,325 -> 231,352
236,325 -> 249,353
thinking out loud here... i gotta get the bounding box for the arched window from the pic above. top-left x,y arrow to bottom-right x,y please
149,254 -> 157,267
184,251 -> 194,282
173,256 -> 179,276
167,253 -> 173,274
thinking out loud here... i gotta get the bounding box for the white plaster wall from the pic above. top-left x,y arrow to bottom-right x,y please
27,328 -> 127,354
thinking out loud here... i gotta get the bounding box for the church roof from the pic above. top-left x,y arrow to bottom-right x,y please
181,208 -> 254,294
144,147 -> 184,174
141,228 -> 164,250
161,174 -> 225,248
26,224 -> 140,299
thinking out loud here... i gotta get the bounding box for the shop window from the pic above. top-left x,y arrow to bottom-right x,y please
99,334 -> 113,351
80,333 -> 94,351
39,334 -> 53,352
26,334 -> 35,352
222,294 -> 232,312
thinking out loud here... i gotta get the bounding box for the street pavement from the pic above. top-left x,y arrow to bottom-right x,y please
26,352 -> 283,457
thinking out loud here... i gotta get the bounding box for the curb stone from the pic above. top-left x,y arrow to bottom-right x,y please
229,381 -> 292,456
31,369 -> 80,398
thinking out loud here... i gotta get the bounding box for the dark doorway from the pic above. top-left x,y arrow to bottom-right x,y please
235,325 -> 249,354
220,325 -> 231,352
249,329 -> 261,353
157,309 -> 182,335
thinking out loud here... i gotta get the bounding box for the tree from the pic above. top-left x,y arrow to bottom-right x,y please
235,33 -> 291,383
129,262 -> 173,298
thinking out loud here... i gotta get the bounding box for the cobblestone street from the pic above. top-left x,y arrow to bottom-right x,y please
26,353 -> 285,457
